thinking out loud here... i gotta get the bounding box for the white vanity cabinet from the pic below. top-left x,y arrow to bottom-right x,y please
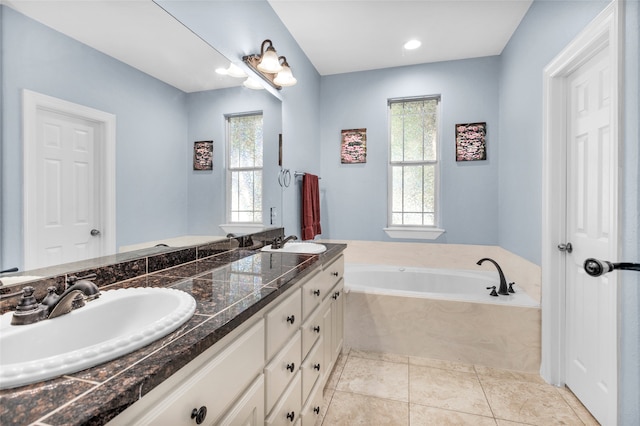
109,252 -> 345,426
108,318 -> 265,426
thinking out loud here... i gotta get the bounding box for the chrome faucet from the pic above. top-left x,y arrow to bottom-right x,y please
271,235 -> 298,249
10,274 -> 100,325
476,258 -> 513,296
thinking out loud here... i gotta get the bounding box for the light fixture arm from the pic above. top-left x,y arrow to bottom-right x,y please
243,39 -> 297,90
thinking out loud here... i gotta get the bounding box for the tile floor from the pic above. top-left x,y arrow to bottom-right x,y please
318,349 -> 599,426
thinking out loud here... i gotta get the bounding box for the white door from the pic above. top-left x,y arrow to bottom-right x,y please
23,90 -> 116,270
565,47 -> 617,425
34,109 -> 102,268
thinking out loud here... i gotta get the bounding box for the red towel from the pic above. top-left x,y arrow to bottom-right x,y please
301,173 -> 321,240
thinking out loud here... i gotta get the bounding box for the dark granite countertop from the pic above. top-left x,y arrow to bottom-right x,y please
0,243 -> 346,426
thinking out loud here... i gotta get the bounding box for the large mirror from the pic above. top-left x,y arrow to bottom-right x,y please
0,1 -> 283,285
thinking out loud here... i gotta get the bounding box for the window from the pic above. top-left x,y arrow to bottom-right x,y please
387,96 -> 442,238
226,112 -> 263,223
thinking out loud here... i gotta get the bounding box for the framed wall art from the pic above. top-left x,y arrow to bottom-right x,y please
193,140 -> 213,170
341,128 -> 367,164
455,122 -> 486,161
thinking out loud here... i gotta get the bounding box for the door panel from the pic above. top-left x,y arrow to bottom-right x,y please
565,47 -> 616,425
35,109 -> 101,268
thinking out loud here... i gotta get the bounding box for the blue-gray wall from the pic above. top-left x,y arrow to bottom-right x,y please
319,57 -> 500,244
0,6 -> 190,269
497,0 -> 610,264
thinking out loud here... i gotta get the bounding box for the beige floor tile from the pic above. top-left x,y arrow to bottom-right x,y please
495,420 -> 531,426
350,349 -> 409,364
409,356 -> 475,373
474,365 -> 546,384
556,386 -> 600,426
336,356 -> 409,402
480,377 -> 583,425
322,391 -> 409,425
409,365 -> 493,417
410,404 -> 497,425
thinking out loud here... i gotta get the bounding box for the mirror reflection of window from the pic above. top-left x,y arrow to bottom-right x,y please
226,112 -> 264,223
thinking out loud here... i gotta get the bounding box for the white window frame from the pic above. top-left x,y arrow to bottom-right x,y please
384,95 -> 445,240
225,111 -> 263,225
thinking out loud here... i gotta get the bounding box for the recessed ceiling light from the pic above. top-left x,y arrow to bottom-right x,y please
404,39 -> 421,50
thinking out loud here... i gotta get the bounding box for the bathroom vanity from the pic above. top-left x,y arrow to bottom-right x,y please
0,235 -> 346,426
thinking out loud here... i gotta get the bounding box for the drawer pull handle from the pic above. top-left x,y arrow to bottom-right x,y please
286,314 -> 295,324
332,291 -> 340,300
314,363 -> 321,371
313,289 -> 320,296
191,406 -> 207,424
313,406 -> 320,415
286,362 -> 295,372
331,272 -> 339,277
286,411 -> 295,422
313,325 -> 320,333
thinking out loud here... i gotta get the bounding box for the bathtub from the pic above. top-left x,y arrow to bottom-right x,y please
345,264 -> 539,307
344,263 -> 542,372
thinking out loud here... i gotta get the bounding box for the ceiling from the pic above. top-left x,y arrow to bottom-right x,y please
268,0 -> 533,76
4,0 -> 533,91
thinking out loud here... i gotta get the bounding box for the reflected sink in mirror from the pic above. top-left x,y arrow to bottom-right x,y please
261,242 -> 327,254
0,287 -> 196,389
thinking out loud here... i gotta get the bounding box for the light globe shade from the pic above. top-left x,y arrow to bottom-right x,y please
273,65 -> 297,87
257,48 -> 282,73
243,78 -> 265,90
226,63 -> 247,78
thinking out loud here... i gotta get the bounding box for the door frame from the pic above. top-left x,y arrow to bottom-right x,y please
541,0 -> 621,411
22,89 -> 116,269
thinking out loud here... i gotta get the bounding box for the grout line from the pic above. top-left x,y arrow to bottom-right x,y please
474,364 -> 497,422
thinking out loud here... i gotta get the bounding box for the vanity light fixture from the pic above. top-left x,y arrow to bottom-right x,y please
243,39 -> 297,90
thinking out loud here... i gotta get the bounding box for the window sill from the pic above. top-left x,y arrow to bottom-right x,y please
383,227 -> 445,240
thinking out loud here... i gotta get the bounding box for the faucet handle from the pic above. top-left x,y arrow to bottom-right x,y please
508,282 -> 516,293
486,286 -> 499,297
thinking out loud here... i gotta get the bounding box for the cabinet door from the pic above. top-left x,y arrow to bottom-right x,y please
331,279 -> 345,362
217,375 -> 264,426
321,298 -> 333,385
128,320 -> 264,425
265,371 -> 302,426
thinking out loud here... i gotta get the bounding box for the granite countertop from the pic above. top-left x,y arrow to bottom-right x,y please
0,243 -> 346,426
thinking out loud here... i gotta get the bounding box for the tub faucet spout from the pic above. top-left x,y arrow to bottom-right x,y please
476,258 -> 510,296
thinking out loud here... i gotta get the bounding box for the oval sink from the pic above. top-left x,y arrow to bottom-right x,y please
261,242 -> 327,254
0,287 -> 196,389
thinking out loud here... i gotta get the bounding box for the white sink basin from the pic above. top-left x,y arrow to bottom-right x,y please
0,287 -> 196,389
261,242 -> 327,254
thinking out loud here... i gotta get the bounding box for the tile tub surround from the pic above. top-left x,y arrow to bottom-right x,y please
346,291 -> 541,372
319,349 -> 599,426
0,242 -> 346,425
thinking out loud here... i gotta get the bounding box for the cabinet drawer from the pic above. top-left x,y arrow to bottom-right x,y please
265,371 -> 302,426
301,337 -> 323,405
317,255 -> 344,302
300,379 -> 324,426
301,305 -> 322,358
266,288 -> 302,360
265,330 -> 302,414
132,320 -> 264,425
301,273 -> 323,320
